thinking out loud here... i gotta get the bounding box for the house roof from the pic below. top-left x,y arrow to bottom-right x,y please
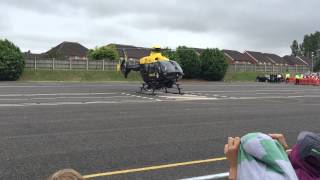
297,56 -> 312,66
45,41 -> 88,57
23,51 -> 48,59
125,48 -> 150,59
223,49 -> 256,64
109,43 -> 137,50
264,53 -> 288,65
283,55 -> 306,65
108,43 -> 151,59
245,51 -> 274,64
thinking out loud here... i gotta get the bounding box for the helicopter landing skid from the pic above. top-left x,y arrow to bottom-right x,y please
164,83 -> 184,95
136,83 -> 157,96
136,83 -> 183,95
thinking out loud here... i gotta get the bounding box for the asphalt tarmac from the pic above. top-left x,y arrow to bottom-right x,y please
0,81 -> 320,180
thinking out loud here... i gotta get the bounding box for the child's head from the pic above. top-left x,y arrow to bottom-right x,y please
48,169 -> 84,180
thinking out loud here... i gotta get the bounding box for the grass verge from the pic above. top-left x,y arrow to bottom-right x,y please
20,70 -> 265,82
223,72 -> 264,82
20,70 -> 141,82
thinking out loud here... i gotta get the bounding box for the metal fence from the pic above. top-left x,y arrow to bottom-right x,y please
228,64 -> 310,74
25,58 -> 118,71
25,58 -> 311,74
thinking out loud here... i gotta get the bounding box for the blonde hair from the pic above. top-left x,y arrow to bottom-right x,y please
48,169 -> 84,180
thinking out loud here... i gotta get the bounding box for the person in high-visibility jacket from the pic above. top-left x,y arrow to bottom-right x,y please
300,74 -> 304,79
285,73 -> 291,83
295,74 -> 300,85
285,73 -> 290,79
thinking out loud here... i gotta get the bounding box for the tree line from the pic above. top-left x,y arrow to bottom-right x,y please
291,31 -> 320,58
90,45 -> 229,81
291,31 -> 320,71
0,39 -> 228,81
162,46 -> 228,81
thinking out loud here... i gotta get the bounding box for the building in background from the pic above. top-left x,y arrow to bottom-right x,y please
244,51 -> 275,64
22,42 -> 312,70
44,41 -> 89,60
263,53 -> 288,65
223,49 -> 256,64
283,55 -> 308,66
108,43 -> 150,62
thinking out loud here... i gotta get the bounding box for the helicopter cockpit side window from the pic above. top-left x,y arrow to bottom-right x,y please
143,63 -> 157,73
170,61 -> 183,74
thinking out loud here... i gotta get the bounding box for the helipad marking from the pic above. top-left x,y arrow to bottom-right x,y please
158,94 -> 218,101
122,93 -> 162,102
83,157 -> 227,179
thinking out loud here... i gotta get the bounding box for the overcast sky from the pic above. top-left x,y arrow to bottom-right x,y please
1,0 -> 319,55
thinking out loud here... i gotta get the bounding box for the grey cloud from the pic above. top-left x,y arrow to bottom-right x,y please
1,0 -> 320,55
0,10 -> 11,33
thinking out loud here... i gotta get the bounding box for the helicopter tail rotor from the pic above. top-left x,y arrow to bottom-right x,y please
120,60 -> 130,78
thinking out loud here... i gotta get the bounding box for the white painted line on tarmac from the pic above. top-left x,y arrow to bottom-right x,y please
159,95 -> 217,101
179,172 -> 229,180
0,100 -> 160,107
33,96 -> 133,100
186,89 -> 320,93
122,93 -> 163,102
216,95 -> 320,100
256,92 -> 298,95
0,96 -> 138,101
0,92 -> 118,97
0,98 -> 27,101
0,84 -> 139,88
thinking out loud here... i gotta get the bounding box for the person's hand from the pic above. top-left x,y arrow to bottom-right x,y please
224,137 -> 240,167
269,133 -> 289,150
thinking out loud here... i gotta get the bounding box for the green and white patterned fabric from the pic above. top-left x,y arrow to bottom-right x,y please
237,133 -> 298,180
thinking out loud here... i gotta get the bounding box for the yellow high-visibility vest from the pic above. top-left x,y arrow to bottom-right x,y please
300,74 -> 304,79
285,74 -> 290,78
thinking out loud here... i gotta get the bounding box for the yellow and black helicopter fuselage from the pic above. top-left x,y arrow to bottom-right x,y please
121,47 -> 184,94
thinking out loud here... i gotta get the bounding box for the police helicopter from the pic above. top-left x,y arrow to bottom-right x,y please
120,45 -> 184,95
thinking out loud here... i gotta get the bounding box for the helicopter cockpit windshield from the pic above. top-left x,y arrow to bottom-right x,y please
158,61 -> 183,74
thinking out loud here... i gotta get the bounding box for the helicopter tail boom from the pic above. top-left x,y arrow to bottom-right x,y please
120,60 -> 140,78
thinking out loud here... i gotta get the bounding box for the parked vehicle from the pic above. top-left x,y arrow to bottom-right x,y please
256,74 -> 284,83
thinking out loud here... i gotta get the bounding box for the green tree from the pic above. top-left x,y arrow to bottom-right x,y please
162,47 -> 176,60
290,40 -> 300,56
200,48 -> 228,81
313,56 -> 320,72
175,46 -> 200,78
298,31 -> 320,57
0,39 -> 25,81
88,45 -> 119,61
